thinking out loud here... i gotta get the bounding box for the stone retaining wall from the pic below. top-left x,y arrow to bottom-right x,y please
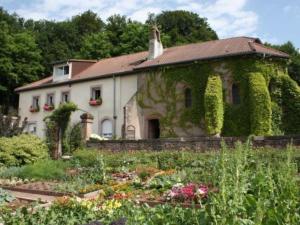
87,135 -> 300,151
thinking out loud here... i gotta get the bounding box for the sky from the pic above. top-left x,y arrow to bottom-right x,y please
1,0 -> 299,48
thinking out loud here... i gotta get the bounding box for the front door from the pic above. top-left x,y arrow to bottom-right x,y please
148,119 -> 160,139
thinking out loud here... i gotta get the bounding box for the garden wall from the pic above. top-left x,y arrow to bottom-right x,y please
87,135 -> 300,151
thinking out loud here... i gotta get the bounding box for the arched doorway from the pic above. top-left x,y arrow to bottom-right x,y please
101,119 -> 113,139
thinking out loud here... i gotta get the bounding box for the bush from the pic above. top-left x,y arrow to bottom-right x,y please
281,76 -> 300,134
0,134 -> 49,166
68,123 -> 83,153
248,73 -> 272,135
204,74 -> 224,135
72,149 -> 102,167
18,160 -> 68,180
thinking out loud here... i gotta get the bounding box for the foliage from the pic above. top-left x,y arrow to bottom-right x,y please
0,134 -> 48,166
0,112 -> 26,137
44,102 -> 78,158
266,41 -> 300,85
67,123 -> 84,153
204,74 -> 224,135
248,72 -> 272,135
0,188 -> 14,205
280,75 -> 300,134
148,10 -> 218,47
18,159 -> 69,180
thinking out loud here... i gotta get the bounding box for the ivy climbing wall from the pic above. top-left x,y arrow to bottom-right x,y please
125,55 -> 300,138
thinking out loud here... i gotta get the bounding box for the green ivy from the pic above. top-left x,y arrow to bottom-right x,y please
204,74 -> 224,135
280,75 -> 300,134
137,56 -> 299,137
248,72 -> 272,135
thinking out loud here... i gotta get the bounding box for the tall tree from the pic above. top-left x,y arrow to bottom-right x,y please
148,10 -> 218,47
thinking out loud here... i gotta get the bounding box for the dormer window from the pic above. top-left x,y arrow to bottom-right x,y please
53,63 -> 71,82
55,65 -> 69,76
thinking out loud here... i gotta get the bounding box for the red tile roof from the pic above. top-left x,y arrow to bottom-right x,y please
15,37 -> 289,92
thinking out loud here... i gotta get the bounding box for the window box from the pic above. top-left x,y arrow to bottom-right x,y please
30,105 -> 40,113
43,104 -> 55,111
89,98 -> 102,106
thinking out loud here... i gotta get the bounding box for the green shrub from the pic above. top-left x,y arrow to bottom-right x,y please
72,149 -> 101,167
18,160 -> 68,180
0,134 -> 49,166
66,123 -> 83,154
248,73 -> 272,135
204,74 -> 224,135
280,76 -> 300,134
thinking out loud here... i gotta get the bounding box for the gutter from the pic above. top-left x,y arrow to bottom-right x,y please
113,74 -> 117,137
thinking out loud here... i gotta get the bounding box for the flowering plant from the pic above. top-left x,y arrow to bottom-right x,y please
89,98 -> 102,106
29,105 -> 39,112
165,183 -> 209,203
43,103 -> 55,111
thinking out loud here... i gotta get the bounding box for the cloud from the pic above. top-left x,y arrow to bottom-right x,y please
7,0 -> 258,37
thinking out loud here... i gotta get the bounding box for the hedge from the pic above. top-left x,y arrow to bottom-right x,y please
204,74 -> 224,135
280,76 -> 300,134
248,73 -> 272,135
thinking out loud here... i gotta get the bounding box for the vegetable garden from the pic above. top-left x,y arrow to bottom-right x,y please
0,140 -> 299,225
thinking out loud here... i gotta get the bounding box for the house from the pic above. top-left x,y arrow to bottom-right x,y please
16,27 -> 293,139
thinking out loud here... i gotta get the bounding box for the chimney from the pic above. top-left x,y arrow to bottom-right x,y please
148,26 -> 163,60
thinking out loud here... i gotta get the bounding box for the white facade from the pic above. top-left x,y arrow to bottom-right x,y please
18,74 -> 139,139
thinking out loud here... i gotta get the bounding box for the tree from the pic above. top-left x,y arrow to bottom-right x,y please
0,21 -> 43,111
79,32 -> 113,59
147,10 -> 218,47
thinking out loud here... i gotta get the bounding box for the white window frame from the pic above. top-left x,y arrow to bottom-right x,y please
61,91 -> 70,103
27,122 -> 37,134
32,96 -> 40,109
91,86 -> 102,100
46,93 -> 55,106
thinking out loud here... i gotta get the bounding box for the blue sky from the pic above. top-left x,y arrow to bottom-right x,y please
1,0 -> 299,48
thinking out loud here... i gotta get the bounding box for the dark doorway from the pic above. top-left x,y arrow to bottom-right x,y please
148,119 -> 160,139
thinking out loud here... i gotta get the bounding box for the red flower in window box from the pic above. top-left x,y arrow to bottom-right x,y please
89,98 -> 102,106
43,104 -> 55,111
29,105 -> 40,113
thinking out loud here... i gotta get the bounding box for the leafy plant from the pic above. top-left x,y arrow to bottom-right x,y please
0,188 -> 15,205
0,134 -> 49,166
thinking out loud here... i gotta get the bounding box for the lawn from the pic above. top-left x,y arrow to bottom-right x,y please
0,141 -> 300,225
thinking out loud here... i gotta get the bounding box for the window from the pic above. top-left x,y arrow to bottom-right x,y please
184,88 -> 192,108
61,91 -> 70,103
27,122 -> 37,134
46,93 -> 55,105
32,96 -> 39,108
91,87 -> 101,100
101,119 -> 113,139
232,84 -> 241,105
55,65 -> 69,76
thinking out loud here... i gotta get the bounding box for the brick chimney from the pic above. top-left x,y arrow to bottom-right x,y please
148,26 -> 163,60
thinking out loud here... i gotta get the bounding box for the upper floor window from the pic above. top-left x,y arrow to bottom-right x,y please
61,91 -> 70,103
55,65 -> 69,76
46,93 -> 55,106
232,84 -> 241,105
184,88 -> 192,108
32,96 -> 39,108
91,87 -> 101,100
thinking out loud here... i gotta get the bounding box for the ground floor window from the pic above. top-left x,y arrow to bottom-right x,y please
32,96 -> 39,109
27,122 -> 37,134
101,119 -> 113,139
46,93 -> 55,105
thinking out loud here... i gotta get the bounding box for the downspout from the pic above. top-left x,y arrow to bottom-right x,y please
113,74 -> 117,138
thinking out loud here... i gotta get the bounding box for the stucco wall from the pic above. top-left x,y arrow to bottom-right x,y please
18,74 -> 138,138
